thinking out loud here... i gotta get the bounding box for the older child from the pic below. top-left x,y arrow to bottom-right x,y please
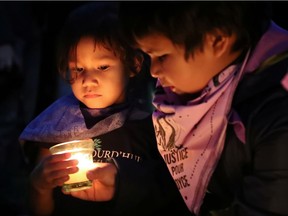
118,2 -> 288,216
19,2 -> 190,216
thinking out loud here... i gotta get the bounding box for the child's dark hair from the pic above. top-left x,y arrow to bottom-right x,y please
57,2 -> 143,82
119,2 -> 272,60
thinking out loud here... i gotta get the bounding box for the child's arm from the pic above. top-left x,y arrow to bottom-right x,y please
29,148 -> 54,216
29,147 -> 78,216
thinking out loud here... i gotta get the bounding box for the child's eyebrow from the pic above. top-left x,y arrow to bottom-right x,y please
146,50 -> 154,54
142,45 -> 167,55
140,48 -> 156,55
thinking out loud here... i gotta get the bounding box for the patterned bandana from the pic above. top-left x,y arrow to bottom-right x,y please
19,94 -> 131,144
152,52 -> 250,215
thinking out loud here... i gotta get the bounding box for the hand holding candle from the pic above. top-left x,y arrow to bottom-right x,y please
49,139 -> 95,192
30,151 -> 79,193
67,162 -> 117,202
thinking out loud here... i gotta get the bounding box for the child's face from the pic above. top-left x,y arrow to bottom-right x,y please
69,37 -> 129,109
136,33 -> 226,95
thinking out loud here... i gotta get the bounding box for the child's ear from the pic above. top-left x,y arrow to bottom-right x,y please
205,29 -> 235,57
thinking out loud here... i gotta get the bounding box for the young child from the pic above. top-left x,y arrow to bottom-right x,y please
19,2 -> 190,216
118,2 -> 288,216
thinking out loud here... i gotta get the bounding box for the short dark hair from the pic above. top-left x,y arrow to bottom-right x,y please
119,2 -> 271,59
57,2 -> 142,82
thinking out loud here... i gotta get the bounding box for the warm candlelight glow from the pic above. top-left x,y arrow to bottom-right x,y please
49,139 -> 95,192
66,150 -> 95,184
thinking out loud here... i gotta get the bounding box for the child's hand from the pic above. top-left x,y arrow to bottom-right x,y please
30,152 -> 79,193
65,162 -> 117,201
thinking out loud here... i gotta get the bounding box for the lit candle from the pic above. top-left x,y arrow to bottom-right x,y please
49,139 -> 95,192
66,150 -> 95,184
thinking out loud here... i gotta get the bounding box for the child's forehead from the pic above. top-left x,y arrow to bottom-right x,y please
69,37 -> 113,53
137,33 -> 175,54
68,42 -> 118,62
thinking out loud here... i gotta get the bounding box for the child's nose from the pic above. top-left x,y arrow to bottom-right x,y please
82,72 -> 98,86
150,61 -> 160,78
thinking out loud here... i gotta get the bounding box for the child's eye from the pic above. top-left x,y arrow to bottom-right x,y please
158,55 -> 167,62
76,67 -> 84,73
70,67 -> 84,73
97,65 -> 109,71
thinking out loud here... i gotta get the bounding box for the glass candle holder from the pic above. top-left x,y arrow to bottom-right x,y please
49,139 -> 94,192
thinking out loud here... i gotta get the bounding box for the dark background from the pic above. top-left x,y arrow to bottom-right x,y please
0,1 -> 287,215
37,1 -> 288,115
18,1 -> 288,117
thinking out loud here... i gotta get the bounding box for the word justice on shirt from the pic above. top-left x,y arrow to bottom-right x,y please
162,147 -> 190,190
